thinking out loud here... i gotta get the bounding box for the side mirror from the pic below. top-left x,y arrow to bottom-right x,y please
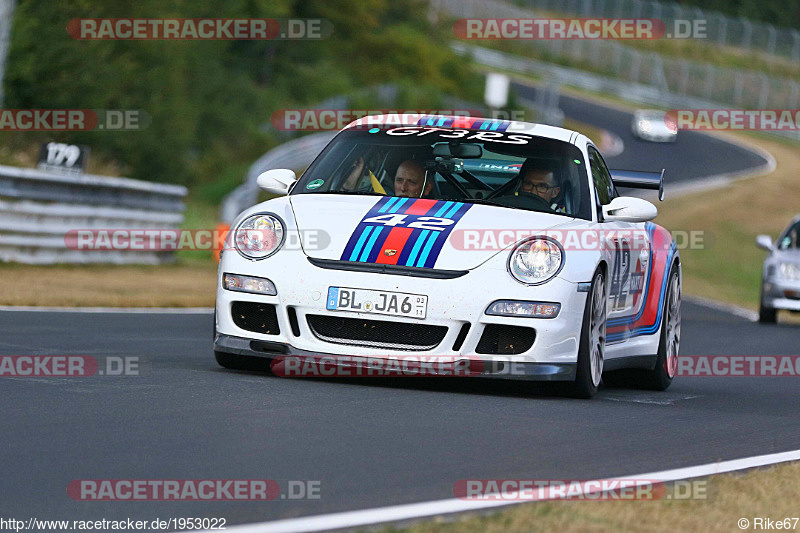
756,235 -> 773,251
257,169 -> 296,196
602,196 -> 658,223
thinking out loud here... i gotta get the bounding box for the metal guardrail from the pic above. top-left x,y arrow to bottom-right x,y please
526,0 -> 800,60
434,0 -> 800,143
450,42 -> 800,143
0,164 -> 187,264
220,131 -> 337,224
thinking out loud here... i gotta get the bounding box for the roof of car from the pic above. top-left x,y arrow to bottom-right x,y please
343,114 -> 578,143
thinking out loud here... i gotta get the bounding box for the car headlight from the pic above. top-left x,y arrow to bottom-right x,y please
233,213 -> 285,260
664,115 -> 678,134
779,262 -> 800,281
508,237 -> 564,285
223,273 -> 277,295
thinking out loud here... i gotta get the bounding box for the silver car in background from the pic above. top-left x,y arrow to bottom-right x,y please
757,216 -> 800,323
631,110 -> 678,143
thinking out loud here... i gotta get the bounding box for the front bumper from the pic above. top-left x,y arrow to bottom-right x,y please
762,277 -> 800,311
216,247 -> 591,375
214,333 -> 577,381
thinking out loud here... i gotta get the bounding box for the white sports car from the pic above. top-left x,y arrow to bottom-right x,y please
631,110 -> 678,143
214,114 -> 681,398
757,216 -> 800,323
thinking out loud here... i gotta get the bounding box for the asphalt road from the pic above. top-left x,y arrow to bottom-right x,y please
0,86 -> 784,531
511,82 -> 770,182
1,302 -> 799,528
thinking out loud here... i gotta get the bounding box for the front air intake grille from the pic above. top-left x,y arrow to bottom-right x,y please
287,306 -> 301,336
231,302 -> 280,335
475,324 -> 535,355
306,315 -> 447,351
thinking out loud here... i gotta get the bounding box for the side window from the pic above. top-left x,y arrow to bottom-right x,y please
779,222 -> 800,250
588,146 -> 616,206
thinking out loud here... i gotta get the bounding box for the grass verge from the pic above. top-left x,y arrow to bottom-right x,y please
0,263 -> 217,307
380,462 -> 800,533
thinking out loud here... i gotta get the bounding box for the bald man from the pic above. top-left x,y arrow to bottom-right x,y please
394,160 -> 433,198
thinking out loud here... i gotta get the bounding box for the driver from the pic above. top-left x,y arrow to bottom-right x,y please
394,159 -> 433,198
517,160 -> 561,210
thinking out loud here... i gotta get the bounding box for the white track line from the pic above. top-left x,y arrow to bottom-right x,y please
0,306 -> 213,314
684,296 -> 759,322
222,449 -> 800,533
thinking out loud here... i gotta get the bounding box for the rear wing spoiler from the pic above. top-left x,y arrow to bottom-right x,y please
610,169 -> 665,201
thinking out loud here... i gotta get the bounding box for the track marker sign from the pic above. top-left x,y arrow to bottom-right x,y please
37,142 -> 89,174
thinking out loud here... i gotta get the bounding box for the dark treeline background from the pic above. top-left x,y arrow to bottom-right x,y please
3,0 -> 481,193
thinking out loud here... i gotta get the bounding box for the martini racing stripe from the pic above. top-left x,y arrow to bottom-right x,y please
416,115 -> 511,132
375,227 -> 414,265
341,197 -> 471,268
359,226 -> 386,262
404,198 -> 437,215
607,223 -> 677,343
607,222 -> 657,328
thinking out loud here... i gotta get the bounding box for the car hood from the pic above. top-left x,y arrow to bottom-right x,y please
289,194 -> 578,271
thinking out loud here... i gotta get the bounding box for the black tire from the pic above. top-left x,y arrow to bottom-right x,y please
566,268 -> 606,399
759,293 -> 777,324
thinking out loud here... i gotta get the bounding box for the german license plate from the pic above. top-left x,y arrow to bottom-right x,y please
326,287 -> 427,319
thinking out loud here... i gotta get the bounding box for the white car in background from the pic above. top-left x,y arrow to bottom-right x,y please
631,110 -> 678,142
214,114 -> 681,398
757,217 -> 800,323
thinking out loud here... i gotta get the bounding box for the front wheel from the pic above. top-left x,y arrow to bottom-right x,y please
566,269 -> 606,398
759,290 -> 777,324
643,262 -> 681,390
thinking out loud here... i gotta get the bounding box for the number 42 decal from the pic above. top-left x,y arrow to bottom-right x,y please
363,214 -> 455,232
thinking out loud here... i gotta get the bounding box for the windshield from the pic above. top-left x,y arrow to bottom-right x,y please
778,221 -> 800,250
292,126 -> 592,220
